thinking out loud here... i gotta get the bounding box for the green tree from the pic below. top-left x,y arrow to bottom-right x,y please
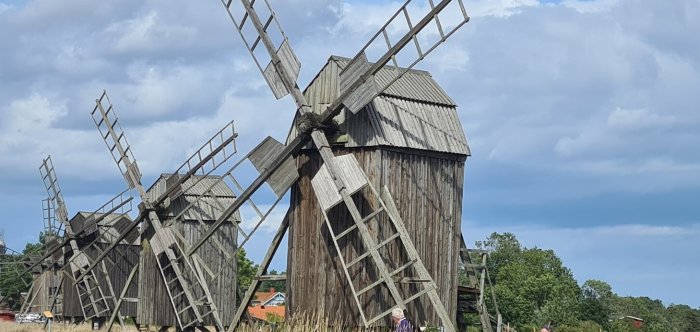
0,240 -> 44,310
236,248 -> 258,290
476,233 -> 581,328
580,279 -> 613,328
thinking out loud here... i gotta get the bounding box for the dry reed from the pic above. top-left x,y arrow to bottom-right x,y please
0,314 -> 381,331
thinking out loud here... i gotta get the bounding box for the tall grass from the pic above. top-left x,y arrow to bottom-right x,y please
0,314 -> 382,331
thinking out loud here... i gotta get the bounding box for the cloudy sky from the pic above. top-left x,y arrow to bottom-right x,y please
1,0 -> 698,308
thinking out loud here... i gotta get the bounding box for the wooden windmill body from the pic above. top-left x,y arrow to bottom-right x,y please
24,268 -> 63,315
61,212 -> 140,321
21,196 -> 65,316
287,56 -> 470,325
136,174 -> 240,327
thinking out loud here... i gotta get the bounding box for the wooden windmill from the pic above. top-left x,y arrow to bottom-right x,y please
192,0 -> 470,330
18,194 -> 64,317
23,156 -> 137,325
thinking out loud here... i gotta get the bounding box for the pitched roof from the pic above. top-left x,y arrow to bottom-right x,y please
287,55 -> 470,156
145,174 -> 241,222
253,289 -> 284,305
247,305 -> 285,322
70,212 -> 138,245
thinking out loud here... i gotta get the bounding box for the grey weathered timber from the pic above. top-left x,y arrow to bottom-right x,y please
106,264 -> 138,331
477,254 -> 493,332
287,147 -> 466,327
247,137 -> 299,198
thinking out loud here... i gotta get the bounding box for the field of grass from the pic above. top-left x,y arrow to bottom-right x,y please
0,315 -> 370,331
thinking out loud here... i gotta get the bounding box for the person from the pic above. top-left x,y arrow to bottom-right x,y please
391,307 -> 414,332
541,322 -> 553,332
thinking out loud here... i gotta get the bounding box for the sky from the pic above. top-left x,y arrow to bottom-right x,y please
0,0 -> 698,308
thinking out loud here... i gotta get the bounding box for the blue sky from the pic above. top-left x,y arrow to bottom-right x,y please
1,0 -> 698,308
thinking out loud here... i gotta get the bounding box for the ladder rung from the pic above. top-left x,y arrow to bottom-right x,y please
390,259 -> 417,277
334,224 -> 357,241
347,223 -> 399,268
347,251 -> 370,268
178,305 -> 193,315
262,14 -> 273,32
376,233 -> 401,249
335,207 -> 385,241
357,278 -> 384,296
239,12 -> 249,30
366,286 -> 434,325
182,319 -> 199,329
172,291 -> 185,299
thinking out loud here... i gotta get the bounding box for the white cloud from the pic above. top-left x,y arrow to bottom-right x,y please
607,107 -> 676,130
107,11 -> 197,54
562,0 -> 622,13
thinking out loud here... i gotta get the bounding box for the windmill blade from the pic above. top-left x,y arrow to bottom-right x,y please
187,135 -> 300,255
40,156 -> 69,224
91,90 -> 144,195
221,0 -> 300,99
42,198 -> 64,238
169,136 -> 296,287
330,0 -> 470,114
152,121 -> 238,208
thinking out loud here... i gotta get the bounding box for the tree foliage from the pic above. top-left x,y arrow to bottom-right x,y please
0,240 -> 44,310
236,248 -> 286,293
474,232 -> 700,332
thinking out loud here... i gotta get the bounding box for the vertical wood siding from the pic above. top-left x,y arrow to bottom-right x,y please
136,219 -> 238,327
287,147 -> 465,327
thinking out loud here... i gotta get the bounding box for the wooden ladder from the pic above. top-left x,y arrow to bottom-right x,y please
75,268 -> 111,321
313,154 -> 453,328
155,245 -> 222,330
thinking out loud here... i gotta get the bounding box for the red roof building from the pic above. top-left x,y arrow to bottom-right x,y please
247,305 -> 285,322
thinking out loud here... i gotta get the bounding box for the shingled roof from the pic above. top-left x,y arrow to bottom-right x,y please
146,174 -> 241,222
287,55 -> 470,156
